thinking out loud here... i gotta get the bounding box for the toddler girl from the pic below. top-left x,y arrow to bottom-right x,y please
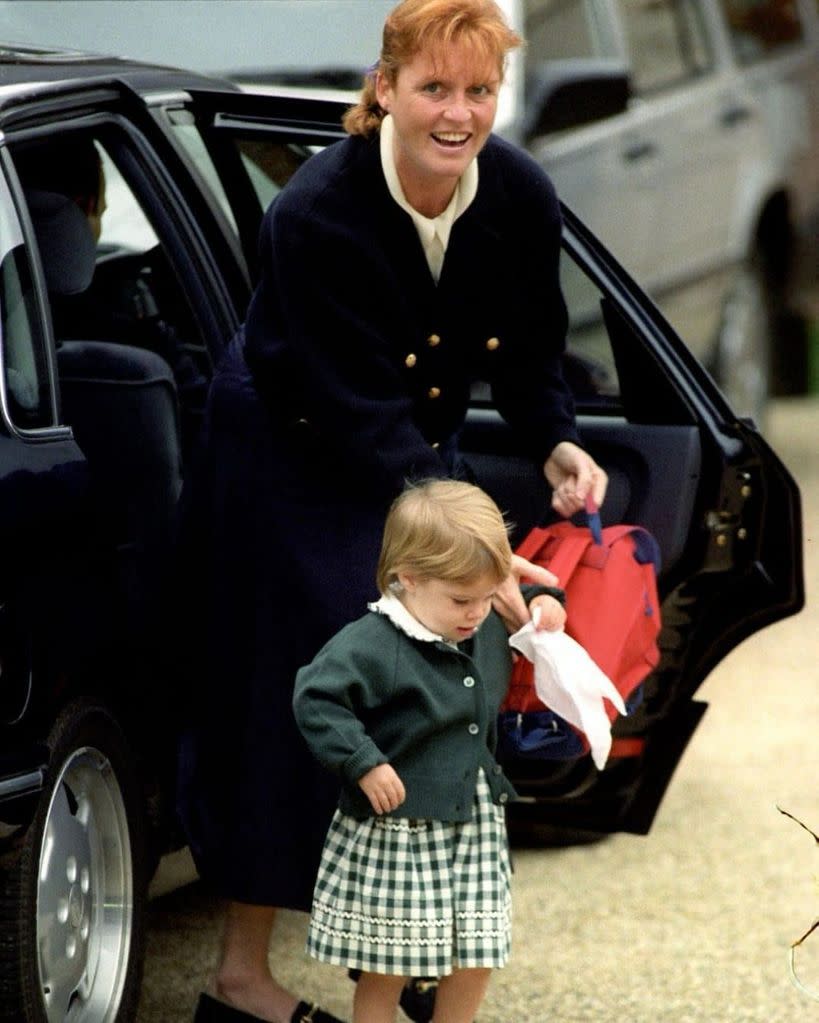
293,480 -> 565,1023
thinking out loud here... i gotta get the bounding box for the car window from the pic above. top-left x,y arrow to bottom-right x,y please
619,0 -> 712,93
561,249 -> 620,406
718,0 -> 805,63
167,114 -> 319,280
10,128 -> 211,456
0,172 -> 53,430
97,149 -> 158,252
523,0 -> 600,68
166,113 -> 240,235
234,139 -> 319,209
171,120 -> 315,215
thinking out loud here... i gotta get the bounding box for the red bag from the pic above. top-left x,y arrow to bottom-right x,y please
499,513 -> 662,763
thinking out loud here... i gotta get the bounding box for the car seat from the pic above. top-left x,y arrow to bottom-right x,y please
26,188 -> 183,636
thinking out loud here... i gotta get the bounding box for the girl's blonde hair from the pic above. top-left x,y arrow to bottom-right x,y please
377,479 -> 513,593
343,0 -> 522,137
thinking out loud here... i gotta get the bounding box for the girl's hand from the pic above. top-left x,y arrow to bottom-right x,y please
544,441 -> 608,518
529,594 -> 566,632
358,763 -> 406,815
493,553 -> 560,633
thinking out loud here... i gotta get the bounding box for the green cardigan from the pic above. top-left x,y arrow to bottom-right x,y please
293,605 -> 519,822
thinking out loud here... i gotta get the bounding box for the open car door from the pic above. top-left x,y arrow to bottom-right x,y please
157,85 -> 803,836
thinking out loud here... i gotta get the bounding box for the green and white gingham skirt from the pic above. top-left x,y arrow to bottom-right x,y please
306,769 -> 512,976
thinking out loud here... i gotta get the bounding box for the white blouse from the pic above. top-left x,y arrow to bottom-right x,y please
379,113 -> 479,283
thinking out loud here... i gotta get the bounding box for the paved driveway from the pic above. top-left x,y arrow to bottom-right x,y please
138,395 -> 819,1023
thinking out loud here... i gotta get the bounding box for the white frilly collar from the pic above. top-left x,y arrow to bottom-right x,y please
368,592 -> 443,643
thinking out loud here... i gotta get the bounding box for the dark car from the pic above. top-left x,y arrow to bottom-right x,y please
0,43 -> 803,1023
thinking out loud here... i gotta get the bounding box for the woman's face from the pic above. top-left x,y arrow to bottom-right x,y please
376,40 -> 500,213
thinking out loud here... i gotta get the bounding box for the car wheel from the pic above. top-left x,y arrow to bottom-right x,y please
712,260 -> 771,427
0,701 -> 147,1022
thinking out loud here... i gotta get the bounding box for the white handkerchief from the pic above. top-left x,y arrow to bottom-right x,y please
508,623 -> 626,770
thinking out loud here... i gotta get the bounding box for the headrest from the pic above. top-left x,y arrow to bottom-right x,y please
24,189 -> 96,296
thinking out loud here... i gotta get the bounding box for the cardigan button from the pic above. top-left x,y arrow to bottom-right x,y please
499,792 -> 509,804
427,386 -> 441,400
463,676 -> 475,688
486,336 -> 500,351
468,723 -> 479,735
405,353 -> 417,368
427,333 -> 441,347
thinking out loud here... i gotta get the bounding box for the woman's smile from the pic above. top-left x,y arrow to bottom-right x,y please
432,131 -> 472,147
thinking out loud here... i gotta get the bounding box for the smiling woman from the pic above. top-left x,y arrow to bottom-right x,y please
178,2 -> 607,1022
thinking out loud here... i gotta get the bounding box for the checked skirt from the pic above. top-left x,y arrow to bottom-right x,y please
306,770 -> 512,976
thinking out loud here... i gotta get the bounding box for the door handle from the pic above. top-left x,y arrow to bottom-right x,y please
720,105 -> 752,128
622,140 -> 657,162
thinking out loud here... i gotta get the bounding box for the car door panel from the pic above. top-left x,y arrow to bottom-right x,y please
462,410 -> 701,578
162,86 -> 801,837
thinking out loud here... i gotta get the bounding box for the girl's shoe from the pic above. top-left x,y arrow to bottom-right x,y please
347,970 -> 437,1023
399,978 -> 438,1023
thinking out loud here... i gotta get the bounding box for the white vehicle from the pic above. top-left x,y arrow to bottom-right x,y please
513,0 -> 819,423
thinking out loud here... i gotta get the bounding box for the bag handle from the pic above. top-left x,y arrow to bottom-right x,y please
516,525 -> 593,586
517,496 -> 601,583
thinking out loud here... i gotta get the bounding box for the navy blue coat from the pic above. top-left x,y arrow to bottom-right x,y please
177,131 -> 580,910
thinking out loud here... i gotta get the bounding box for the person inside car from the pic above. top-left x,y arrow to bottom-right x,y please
177,2 -> 608,1022
12,135 -> 208,458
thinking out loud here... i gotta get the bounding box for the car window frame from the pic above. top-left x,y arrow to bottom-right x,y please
0,146 -> 70,440
618,0 -> 715,96
155,88 -> 349,284
717,0 -> 808,65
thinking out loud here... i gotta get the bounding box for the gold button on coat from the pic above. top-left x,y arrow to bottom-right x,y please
427,387 -> 441,399
427,333 -> 441,347
405,353 -> 417,368
486,337 -> 500,351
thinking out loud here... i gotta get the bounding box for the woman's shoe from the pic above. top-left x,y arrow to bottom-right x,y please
291,1002 -> 346,1023
194,991 -> 346,1023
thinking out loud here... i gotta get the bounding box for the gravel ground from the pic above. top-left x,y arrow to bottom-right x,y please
138,395 -> 819,1023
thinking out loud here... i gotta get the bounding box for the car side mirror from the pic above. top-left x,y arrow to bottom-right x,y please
524,59 -> 631,142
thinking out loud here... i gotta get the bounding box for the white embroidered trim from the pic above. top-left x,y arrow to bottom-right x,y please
368,593 -> 443,643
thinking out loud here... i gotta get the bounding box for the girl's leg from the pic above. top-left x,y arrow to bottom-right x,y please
353,972 -> 407,1023
431,968 -> 492,1023
214,901 -> 299,1023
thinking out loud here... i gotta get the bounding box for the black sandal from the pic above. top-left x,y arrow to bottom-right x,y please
193,992 -> 347,1023
399,978 -> 438,1023
347,970 -> 437,1023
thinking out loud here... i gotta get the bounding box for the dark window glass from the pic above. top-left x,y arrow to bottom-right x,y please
719,0 -> 805,63
0,242 -> 52,429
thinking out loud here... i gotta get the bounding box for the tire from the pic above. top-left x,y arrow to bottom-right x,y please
0,700 -> 148,1022
712,260 -> 771,428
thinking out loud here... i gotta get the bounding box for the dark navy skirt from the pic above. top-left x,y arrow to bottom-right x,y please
176,337 -> 394,909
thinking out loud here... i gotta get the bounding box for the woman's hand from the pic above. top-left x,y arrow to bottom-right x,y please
544,441 -> 608,518
358,763 -> 406,815
492,552 -> 561,633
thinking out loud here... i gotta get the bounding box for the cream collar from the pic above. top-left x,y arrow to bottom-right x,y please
379,113 -> 478,252
368,592 -> 443,643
